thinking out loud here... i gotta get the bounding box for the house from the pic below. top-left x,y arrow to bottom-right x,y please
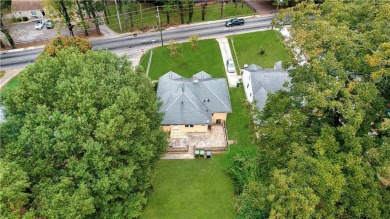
157,71 -> 232,133
11,0 -> 45,19
242,62 -> 291,111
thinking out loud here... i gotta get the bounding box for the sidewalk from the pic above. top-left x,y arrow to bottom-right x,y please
0,68 -> 24,89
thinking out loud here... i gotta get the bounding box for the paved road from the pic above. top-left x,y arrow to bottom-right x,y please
0,16 -> 273,70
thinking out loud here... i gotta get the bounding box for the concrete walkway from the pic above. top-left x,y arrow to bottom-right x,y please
216,38 -> 239,87
0,68 -> 24,89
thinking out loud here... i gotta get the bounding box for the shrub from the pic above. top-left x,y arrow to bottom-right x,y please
11,16 -> 17,22
22,17 -> 28,21
188,34 -> 199,50
42,36 -> 92,57
258,47 -> 265,56
16,17 -> 22,22
168,40 -> 180,57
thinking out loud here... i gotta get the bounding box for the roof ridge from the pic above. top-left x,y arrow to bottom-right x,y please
183,87 -> 209,121
202,80 -> 231,111
165,93 -> 183,112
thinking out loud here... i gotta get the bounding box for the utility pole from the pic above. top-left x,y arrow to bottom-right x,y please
156,6 -> 164,46
115,0 -> 122,32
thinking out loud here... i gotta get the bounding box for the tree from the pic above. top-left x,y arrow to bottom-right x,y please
75,0 -> 89,36
0,48 -> 167,218
220,0 -> 224,19
82,0 -> 101,35
44,0 -> 77,36
233,1 -> 390,218
201,3 -> 207,21
163,0 -> 174,25
42,36 -> 92,57
178,1 -> 185,24
0,159 -> 31,219
168,39 -> 179,57
0,10 -> 16,48
188,34 -> 199,50
187,0 -> 194,23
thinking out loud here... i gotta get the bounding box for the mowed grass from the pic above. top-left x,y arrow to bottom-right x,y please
140,39 -> 225,80
106,3 -> 254,33
141,157 -> 235,219
228,30 -> 291,68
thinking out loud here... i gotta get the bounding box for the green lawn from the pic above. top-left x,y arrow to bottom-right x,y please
228,30 -> 291,69
106,3 -> 254,33
140,39 -> 225,80
141,157 -> 235,219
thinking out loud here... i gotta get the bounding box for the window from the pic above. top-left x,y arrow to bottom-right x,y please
185,125 -> 194,128
250,93 -> 252,97
173,126 -> 178,130
247,84 -> 249,88
31,11 -> 37,16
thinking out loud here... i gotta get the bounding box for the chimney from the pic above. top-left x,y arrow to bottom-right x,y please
193,76 -> 198,83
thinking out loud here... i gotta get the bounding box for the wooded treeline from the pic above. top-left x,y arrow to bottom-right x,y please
230,1 -> 390,218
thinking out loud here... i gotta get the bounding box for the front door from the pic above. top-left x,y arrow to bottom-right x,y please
216,119 -> 221,124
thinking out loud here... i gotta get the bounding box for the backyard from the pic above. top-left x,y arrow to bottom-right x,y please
141,157 -> 235,219
106,2 -> 254,33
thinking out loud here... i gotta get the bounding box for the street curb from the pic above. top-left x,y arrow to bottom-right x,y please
2,45 -> 45,54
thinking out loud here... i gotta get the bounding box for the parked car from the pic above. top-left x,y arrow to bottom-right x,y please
226,59 -> 236,73
35,20 -> 45,30
46,20 -> 53,29
225,18 -> 245,27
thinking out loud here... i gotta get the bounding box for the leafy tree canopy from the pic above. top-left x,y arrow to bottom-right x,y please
0,48 -> 167,218
232,1 -> 390,218
42,36 -> 92,57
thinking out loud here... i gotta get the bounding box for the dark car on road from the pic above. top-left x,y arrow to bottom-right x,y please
225,18 -> 245,27
46,20 -> 53,29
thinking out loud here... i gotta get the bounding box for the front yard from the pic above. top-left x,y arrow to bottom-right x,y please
140,39 -> 225,80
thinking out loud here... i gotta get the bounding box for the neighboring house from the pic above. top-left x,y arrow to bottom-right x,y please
242,62 -> 291,111
11,0 -> 45,19
157,71 -> 232,133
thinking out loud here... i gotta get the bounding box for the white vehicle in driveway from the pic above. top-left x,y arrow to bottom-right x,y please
226,59 -> 236,73
35,20 -> 45,30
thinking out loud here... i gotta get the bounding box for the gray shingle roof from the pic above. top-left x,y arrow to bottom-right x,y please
157,72 -> 232,125
249,68 -> 290,111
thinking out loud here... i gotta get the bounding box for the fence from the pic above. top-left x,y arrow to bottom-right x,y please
167,146 -> 189,153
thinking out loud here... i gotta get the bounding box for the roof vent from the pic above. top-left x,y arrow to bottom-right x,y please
207,99 -> 210,102
193,76 -> 198,83
181,101 -> 184,104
